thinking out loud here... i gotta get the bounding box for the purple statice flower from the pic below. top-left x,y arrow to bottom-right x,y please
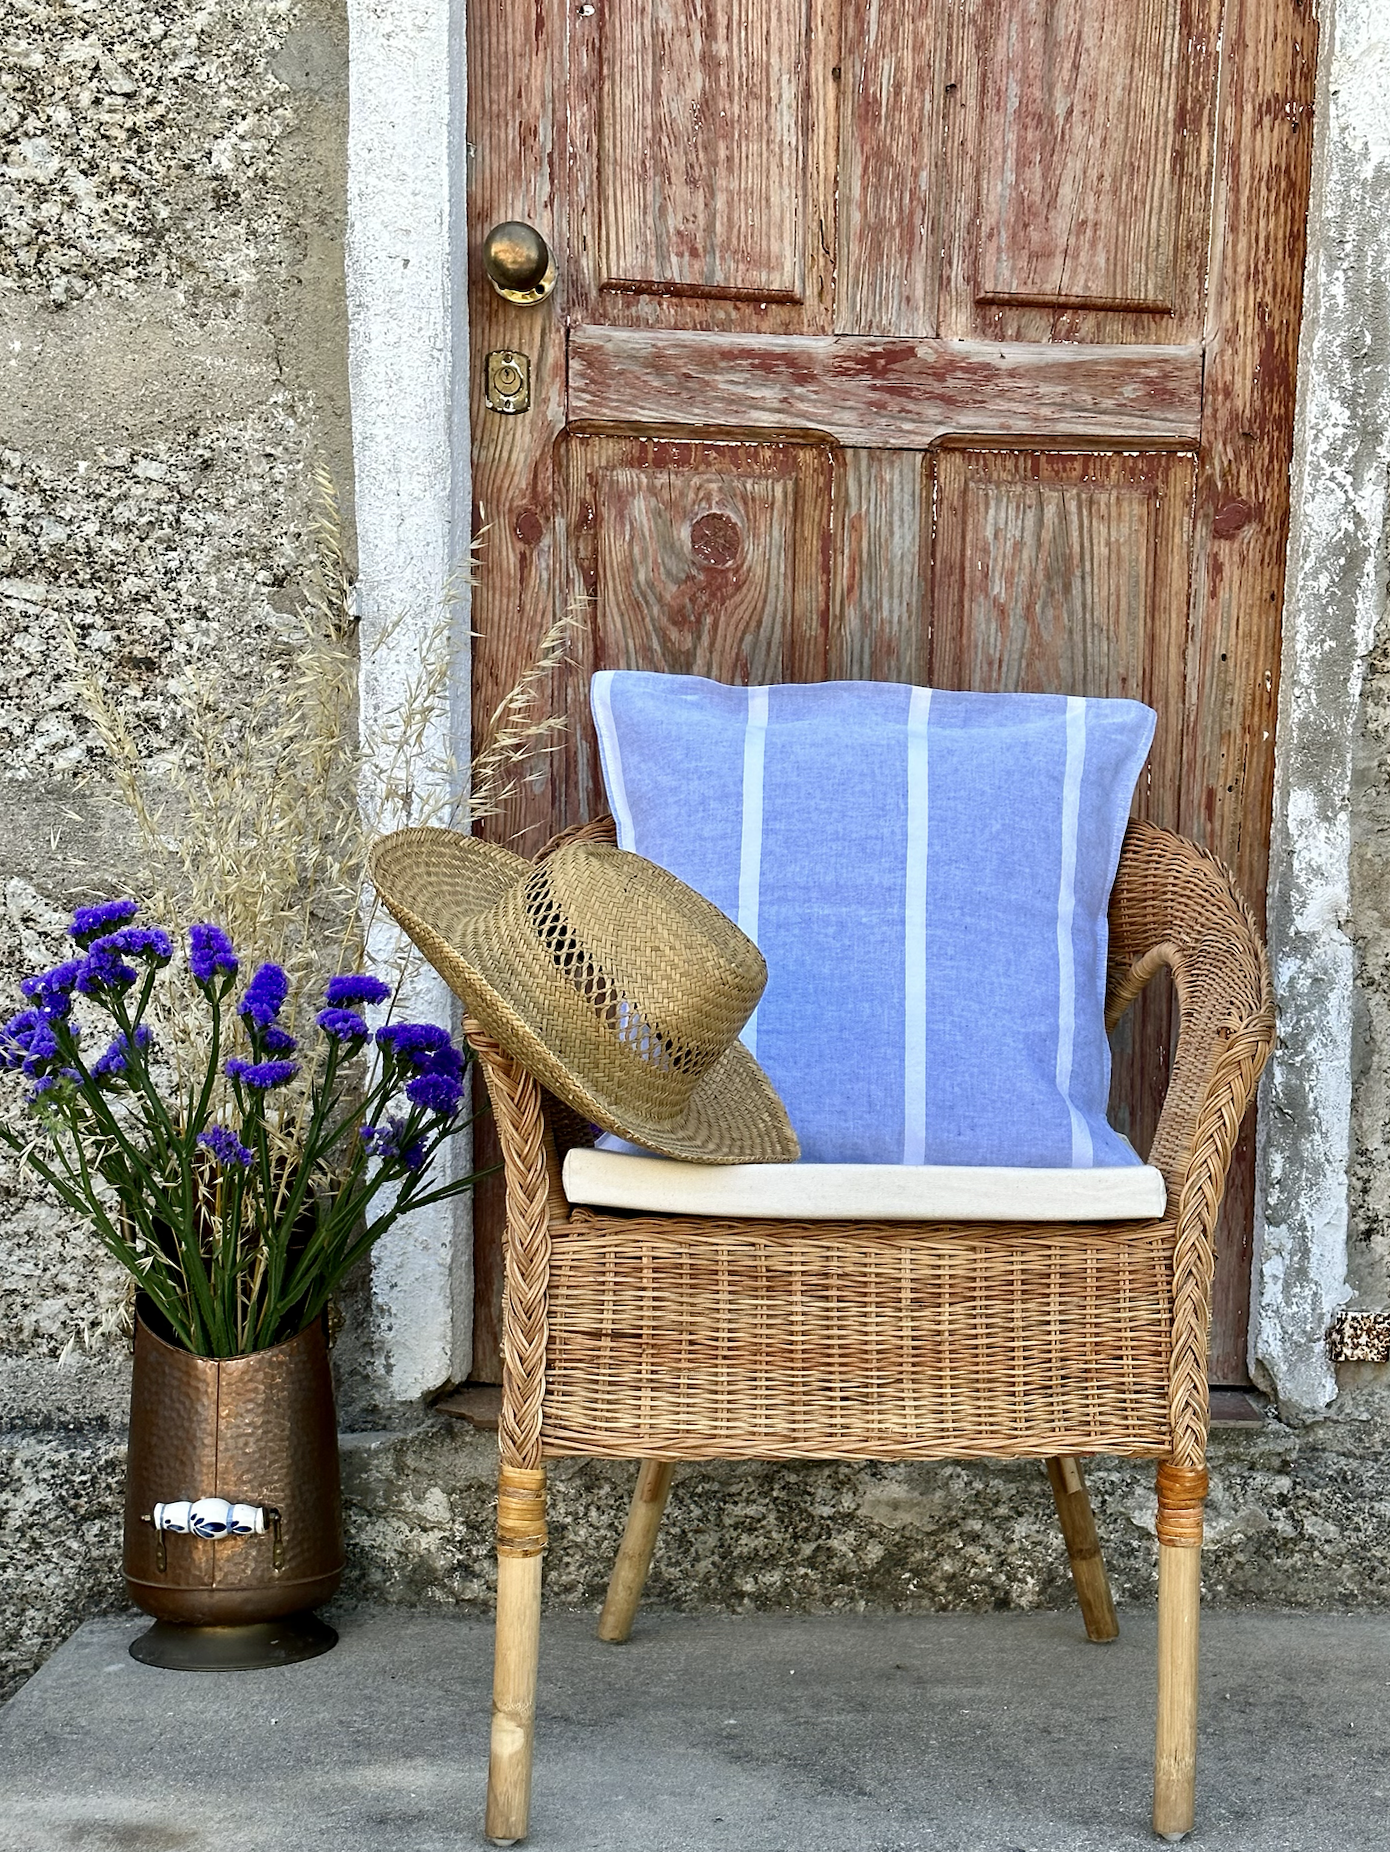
68,899 -> 139,947
188,923 -> 238,985
375,1022 -> 453,1069
325,973 -> 391,1009
28,1068 -> 79,1101
94,926 -> 172,966
225,1056 -> 298,1091
360,1117 -> 428,1172
1,1011 -> 40,1069
1,1010 -> 61,1075
91,1025 -> 152,1081
405,1071 -> 464,1118
75,943 -> 139,996
261,1026 -> 298,1056
20,959 -> 84,1020
238,963 -> 290,1029
317,1007 -> 368,1044
198,1125 -> 255,1169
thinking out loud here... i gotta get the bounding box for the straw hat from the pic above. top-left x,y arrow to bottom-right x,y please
368,829 -> 799,1165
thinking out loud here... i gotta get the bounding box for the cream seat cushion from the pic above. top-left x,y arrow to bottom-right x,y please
562,1147 -> 1167,1223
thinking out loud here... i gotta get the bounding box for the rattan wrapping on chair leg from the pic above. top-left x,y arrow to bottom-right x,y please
1155,1463 -> 1208,1548
497,1466 -> 549,1558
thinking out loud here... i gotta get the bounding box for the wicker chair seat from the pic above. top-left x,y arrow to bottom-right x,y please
542,1207 -> 1175,1461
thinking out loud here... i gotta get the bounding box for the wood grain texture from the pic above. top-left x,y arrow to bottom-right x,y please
569,0 -> 839,334
830,449 -> 930,681
977,0 -> 1181,311
569,327 -> 1204,446
940,0 -> 1223,343
558,436 -> 833,821
929,449 -> 1192,821
1180,0 -> 1319,1385
600,0 -> 809,296
835,0 -> 946,335
930,449 -> 1193,1231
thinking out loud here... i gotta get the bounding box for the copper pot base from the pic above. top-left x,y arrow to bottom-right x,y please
128,1611 -> 337,1671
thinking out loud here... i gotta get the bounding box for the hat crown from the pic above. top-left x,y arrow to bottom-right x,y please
513,844 -> 765,1114
366,824 -> 797,1163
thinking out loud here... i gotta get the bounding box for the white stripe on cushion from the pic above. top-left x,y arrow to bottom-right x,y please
737,685 -> 769,1057
590,670 -> 636,848
1056,695 -> 1093,1166
563,1147 -> 1167,1223
902,684 -> 932,1164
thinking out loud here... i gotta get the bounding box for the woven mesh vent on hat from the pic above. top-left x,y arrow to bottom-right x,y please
522,862 -> 704,1077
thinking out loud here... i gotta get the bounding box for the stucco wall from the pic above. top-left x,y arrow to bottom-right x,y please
0,0 -> 355,1697
3,0 -> 1390,1713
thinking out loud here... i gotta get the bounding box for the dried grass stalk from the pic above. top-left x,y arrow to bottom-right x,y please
70,468 -> 578,1112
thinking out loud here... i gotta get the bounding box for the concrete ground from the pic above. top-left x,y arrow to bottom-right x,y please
1,1609 -> 1387,1852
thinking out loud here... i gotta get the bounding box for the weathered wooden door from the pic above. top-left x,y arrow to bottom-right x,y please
467,0 -> 1318,1385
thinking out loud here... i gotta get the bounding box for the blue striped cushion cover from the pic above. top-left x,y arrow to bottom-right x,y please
591,672 -> 1156,1169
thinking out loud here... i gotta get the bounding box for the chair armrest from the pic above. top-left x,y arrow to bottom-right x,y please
1105,821 -> 1275,1464
460,821 -> 613,1466
464,1017 -> 560,1471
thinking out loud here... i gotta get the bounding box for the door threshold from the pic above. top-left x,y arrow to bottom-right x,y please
433,1383 -> 502,1431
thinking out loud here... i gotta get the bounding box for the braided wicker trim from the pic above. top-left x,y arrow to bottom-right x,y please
496,1465 -> 548,1559
467,1018 -> 552,1472
1155,1462 -> 1208,1548
1108,821 -> 1274,1473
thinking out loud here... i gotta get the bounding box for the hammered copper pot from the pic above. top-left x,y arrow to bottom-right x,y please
123,1309 -> 344,1625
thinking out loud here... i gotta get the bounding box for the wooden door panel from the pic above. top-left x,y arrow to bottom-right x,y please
569,327 -> 1203,447
558,436 -> 833,824
929,449 -> 1192,827
599,0 -> 811,299
831,450 -> 931,681
835,0 -> 947,336
568,0 -> 839,333
941,0 -> 1223,343
976,0 -> 1181,312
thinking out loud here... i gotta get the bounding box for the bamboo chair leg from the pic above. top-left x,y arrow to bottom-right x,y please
1045,1455 -> 1119,1642
1153,1464 -> 1206,1842
486,1466 -> 547,1847
598,1459 -> 674,1644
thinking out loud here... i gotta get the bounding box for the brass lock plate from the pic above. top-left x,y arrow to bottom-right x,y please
485,349 -> 531,414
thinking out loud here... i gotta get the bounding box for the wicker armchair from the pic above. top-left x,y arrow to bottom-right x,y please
468,814 -> 1273,1846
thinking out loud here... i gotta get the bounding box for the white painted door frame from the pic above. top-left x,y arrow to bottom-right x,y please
344,0 -> 473,1401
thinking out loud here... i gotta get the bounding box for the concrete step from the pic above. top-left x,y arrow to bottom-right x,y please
1,1607 -> 1386,1851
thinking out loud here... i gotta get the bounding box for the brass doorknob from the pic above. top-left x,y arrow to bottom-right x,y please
482,221 -> 557,304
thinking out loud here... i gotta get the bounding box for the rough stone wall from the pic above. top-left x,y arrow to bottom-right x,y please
338,1409 -> 1390,1625
0,0 -> 352,1699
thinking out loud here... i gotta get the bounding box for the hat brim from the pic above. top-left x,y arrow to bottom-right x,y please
368,828 -> 799,1166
